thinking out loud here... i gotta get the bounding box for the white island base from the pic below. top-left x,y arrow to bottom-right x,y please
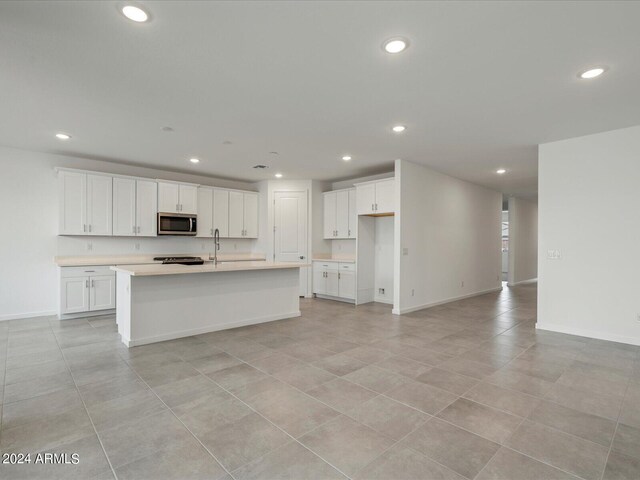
114,263 -> 301,347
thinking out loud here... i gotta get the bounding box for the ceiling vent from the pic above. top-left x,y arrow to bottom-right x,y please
253,164 -> 268,169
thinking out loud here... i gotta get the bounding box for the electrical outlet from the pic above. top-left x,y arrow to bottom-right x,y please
233,243 -> 237,250
134,243 -> 140,251
461,280 -> 464,288
201,243 -> 206,250
411,289 -> 415,297
403,247 -> 409,256
637,313 -> 640,322
86,242 -> 92,251
547,249 -> 561,260
378,288 -> 385,295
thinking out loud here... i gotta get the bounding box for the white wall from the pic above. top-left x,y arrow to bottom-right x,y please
507,197 -> 538,285
374,216 -> 394,304
538,125 -> 640,345
394,159 -> 502,314
0,145 -> 257,320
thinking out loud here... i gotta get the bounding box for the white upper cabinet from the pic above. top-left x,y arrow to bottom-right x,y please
356,178 -> 395,215
323,188 -> 356,239
213,189 -> 229,237
157,181 -> 180,213
59,170 -> 112,236
113,177 -> 157,236
197,188 -> 214,237
336,190 -> 349,238
243,192 -> 259,238
228,190 -> 258,238
59,170 -> 87,235
113,177 -> 136,236
179,184 -> 198,214
228,191 -> 244,237
348,188 -> 357,238
374,179 -> 395,214
87,174 -> 113,235
136,180 -> 158,237
323,192 -> 337,238
158,181 -> 198,214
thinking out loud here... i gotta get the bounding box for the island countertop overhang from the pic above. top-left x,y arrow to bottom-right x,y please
111,261 -> 308,277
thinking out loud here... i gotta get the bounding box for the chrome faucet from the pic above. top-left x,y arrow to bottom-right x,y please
213,228 -> 220,265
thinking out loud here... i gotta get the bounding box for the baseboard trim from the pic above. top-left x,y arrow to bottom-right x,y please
0,310 -> 57,322
374,297 -> 393,305
315,294 -> 355,305
393,286 -> 504,315
536,322 -> 640,347
58,309 -> 115,320
507,278 -> 538,287
124,310 -> 302,347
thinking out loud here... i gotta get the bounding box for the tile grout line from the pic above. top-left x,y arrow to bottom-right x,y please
111,360 -> 238,480
50,319 -> 120,480
598,370 -> 634,480
167,354 -> 356,479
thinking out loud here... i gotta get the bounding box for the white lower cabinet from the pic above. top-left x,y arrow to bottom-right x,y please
60,266 -> 115,316
313,261 -> 356,301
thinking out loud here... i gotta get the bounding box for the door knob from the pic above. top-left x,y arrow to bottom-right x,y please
299,256 -> 305,259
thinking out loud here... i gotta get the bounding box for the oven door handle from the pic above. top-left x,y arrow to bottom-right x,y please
189,217 -> 193,232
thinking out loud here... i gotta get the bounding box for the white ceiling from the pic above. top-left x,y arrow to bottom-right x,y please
1,1 -> 639,197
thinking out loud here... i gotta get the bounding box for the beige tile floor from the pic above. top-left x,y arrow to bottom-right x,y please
1,283 -> 639,479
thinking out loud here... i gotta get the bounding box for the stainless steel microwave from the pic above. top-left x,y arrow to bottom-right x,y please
157,213 -> 197,236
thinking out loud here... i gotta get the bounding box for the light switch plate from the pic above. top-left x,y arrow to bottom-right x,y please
402,248 -> 409,256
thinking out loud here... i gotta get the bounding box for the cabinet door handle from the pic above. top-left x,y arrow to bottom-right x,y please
176,204 -> 179,212
371,203 -> 374,212
375,203 -> 378,211
85,279 -> 89,288
137,226 -> 141,233
91,279 -> 94,288
83,224 -> 87,233
348,229 -> 351,237
88,224 -> 92,232
338,273 -> 341,279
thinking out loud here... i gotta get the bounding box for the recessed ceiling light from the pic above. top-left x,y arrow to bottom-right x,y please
342,155 -> 352,161
383,37 -> 409,54
579,67 -> 607,79
275,173 -> 283,178
392,125 -> 406,133
55,133 -> 71,140
121,5 -> 149,23
496,169 -> 506,174
189,158 -> 200,164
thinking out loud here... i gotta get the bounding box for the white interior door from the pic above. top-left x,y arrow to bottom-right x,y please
274,191 -> 308,297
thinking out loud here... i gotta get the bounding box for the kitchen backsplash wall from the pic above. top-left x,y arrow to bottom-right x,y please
56,236 -> 256,257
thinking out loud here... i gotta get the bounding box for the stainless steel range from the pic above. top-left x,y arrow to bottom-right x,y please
153,256 -> 205,265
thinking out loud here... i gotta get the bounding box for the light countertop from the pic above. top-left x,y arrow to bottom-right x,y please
55,253 -> 266,267
111,261 -> 307,277
311,257 -> 356,263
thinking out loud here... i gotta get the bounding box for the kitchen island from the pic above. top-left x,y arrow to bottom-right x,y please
111,261 -> 303,347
